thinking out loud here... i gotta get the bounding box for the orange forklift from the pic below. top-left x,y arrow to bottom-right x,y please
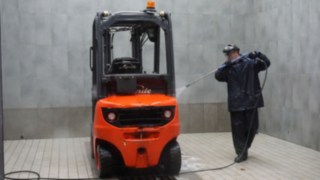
89,1 -> 181,178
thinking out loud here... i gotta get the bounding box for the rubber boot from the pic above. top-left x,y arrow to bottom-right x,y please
234,151 -> 248,163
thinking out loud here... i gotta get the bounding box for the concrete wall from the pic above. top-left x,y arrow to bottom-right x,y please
1,0 -> 249,139
1,0 -> 96,139
250,0 -> 320,151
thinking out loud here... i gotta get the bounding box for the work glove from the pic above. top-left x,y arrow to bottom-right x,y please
217,61 -> 233,70
224,61 -> 233,67
248,51 -> 261,59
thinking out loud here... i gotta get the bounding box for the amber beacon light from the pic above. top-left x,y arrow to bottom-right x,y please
146,0 -> 156,9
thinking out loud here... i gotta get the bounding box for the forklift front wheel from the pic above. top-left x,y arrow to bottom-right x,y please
96,145 -> 114,178
161,141 -> 182,175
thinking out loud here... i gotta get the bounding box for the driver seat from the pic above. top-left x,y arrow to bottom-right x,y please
110,57 -> 142,74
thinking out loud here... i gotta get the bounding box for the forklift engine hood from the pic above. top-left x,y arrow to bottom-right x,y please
99,94 -> 177,108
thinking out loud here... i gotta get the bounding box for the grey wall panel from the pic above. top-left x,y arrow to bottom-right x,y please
1,0 -> 246,108
1,0 -> 235,139
253,0 -> 320,151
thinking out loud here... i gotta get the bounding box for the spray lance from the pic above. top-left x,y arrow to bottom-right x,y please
176,53 -> 250,97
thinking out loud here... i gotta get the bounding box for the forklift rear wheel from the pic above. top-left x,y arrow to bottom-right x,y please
90,137 -> 94,159
97,145 -> 114,178
161,141 -> 182,175
90,126 -> 94,159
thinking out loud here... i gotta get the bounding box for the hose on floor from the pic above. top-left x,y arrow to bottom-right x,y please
4,170 -> 101,180
4,170 -> 40,180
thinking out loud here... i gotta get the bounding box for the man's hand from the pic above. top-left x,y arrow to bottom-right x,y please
224,61 -> 233,67
217,60 -> 233,71
248,51 -> 261,59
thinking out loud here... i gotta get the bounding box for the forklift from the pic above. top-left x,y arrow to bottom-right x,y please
90,0 -> 181,178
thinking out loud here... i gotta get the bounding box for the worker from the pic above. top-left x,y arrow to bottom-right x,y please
215,44 -> 270,163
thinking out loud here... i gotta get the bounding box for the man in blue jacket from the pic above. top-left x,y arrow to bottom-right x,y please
215,44 -> 270,163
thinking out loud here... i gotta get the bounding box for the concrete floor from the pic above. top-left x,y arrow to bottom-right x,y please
4,133 -> 320,179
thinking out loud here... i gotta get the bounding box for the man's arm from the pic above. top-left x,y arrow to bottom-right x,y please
249,51 -> 271,72
215,62 -> 231,82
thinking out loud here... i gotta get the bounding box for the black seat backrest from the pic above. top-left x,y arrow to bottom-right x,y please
110,57 -> 142,74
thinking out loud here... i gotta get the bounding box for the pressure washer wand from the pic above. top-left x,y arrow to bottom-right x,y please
185,69 -> 216,88
184,53 -> 250,88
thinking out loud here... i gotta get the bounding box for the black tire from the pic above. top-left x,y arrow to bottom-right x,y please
161,141 -> 182,175
90,125 -> 94,159
97,145 -> 114,178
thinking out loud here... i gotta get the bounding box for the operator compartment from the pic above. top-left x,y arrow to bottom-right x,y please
104,57 -> 168,95
94,17 -> 175,97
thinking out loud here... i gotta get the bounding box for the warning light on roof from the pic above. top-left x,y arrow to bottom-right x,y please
146,0 -> 156,9
102,11 -> 110,17
159,11 -> 165,17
